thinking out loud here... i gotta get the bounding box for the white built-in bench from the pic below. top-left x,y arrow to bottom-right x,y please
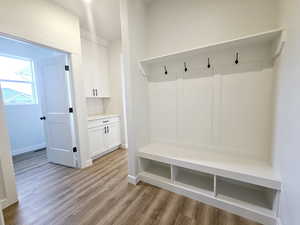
137,143 -> 281,225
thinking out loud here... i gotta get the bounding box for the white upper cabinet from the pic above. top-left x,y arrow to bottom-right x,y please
81,37 -> 110,98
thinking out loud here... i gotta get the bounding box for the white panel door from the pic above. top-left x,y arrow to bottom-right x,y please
40,55 -> 77,167
88,126 -> 106,157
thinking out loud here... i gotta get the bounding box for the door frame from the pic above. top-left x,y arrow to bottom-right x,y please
0,32 -> 90,210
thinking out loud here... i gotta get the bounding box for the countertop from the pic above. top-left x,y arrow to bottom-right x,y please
87,114 -> 120,121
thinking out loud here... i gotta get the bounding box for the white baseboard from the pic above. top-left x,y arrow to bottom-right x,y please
128,175 -> 140,185
121,144 -> 128,149
83,145 -> 122,169
82,159 -> 93,168
12,143 -> 46,156
0,203 -> 4,225
91,146 -> 121,160
0,199 -> 6,210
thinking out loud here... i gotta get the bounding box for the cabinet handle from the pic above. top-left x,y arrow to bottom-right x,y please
92,89 -> 95,96
104,126 -> 107,134
107,126 -> 109,133
95,89 -> 98,96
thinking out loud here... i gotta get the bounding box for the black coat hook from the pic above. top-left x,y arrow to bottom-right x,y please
184,62 -> 188,72
164,66 -> 168,75
235,52 -> 239,64
207,58 -> 211,68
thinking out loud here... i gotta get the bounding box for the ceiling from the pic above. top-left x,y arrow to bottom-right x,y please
50,0 -> 121,41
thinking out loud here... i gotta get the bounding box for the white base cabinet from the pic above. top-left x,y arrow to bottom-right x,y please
88,116 -> 121,158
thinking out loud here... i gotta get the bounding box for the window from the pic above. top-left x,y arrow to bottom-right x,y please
0,55 -> 37,105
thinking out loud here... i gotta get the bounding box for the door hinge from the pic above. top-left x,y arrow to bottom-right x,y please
65,65 -> 70,71
73,147 -> 78,153
69,107 -> 74,113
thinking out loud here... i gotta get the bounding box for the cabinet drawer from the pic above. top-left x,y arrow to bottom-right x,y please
88,117 -> 120,128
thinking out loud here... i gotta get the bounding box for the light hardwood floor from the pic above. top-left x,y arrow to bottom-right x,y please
13,149 -> 48,175
4,149 -> 261,225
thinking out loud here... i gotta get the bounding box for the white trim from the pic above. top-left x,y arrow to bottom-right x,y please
12,143 -> 46,156
85,145 -> 122,168
91,145 -> 121,160
0,199 -> 6,210
121,144 -> 128,149
128,175 -> 140,185
0,200 -> 5,225
82,159 -> 93,168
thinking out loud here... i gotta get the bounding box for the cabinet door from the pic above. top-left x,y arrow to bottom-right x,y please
81,38 -> 110,98
106,122 -> 121,149
88,126 -> 106,157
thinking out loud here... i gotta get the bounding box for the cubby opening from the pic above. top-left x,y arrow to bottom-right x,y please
174,166 -> 214,194
216,176 -> 276,212
139,158 -> 171,180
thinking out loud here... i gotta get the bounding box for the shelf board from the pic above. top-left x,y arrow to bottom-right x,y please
216,178 -> 275,215
139,28 -> 285,76
138,143 -> 281,190
175,168 -> 214,195
140,158 -> 171,180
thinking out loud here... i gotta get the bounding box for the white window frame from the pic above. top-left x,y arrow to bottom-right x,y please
0,54 -> 38,105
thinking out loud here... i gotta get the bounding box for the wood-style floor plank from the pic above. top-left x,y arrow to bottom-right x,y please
4,149 -> 262,225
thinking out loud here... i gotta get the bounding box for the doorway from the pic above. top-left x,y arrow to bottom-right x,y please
0,36 -> 79,177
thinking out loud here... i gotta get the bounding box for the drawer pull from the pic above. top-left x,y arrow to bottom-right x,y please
103,120 -> 109,123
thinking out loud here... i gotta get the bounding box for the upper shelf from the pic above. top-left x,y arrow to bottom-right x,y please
139,28 -> 286,76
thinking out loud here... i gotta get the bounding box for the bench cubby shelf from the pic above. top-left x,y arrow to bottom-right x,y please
173,166 -> 214,195
216,177 -> 276,214
137,143 -> 281,225
139,158 -> 171,181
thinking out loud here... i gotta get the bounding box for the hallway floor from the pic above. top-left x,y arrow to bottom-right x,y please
4,149 -> 261,225
12,149 -> 48,175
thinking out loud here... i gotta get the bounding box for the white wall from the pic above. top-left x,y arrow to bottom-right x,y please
121,0 -> 149,180
146,0 -> 278,58
0,0 -> 81,54
0,37 -> 51,156
5,105 -> 45,156
86,98 -> 105,116
273,0 -> 300,225
0,0 -> 90,209
106,40 -> 127,147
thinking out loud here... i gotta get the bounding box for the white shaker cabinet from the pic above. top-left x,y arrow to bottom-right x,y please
81,37 -> 110,98
106,122 -> 121,150
88,126 -> 106,157
88,116 -> 121,159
